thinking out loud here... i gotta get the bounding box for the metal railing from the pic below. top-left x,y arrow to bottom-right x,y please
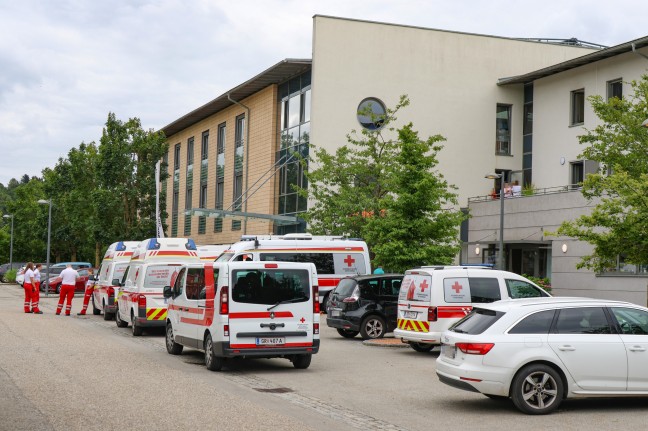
468,184 -> 582,204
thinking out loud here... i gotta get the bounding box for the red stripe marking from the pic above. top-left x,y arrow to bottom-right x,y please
437,306 -> 472,318
229,311 -> 294,319
318,278 -> 340,287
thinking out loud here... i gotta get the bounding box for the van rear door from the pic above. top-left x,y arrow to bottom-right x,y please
228,263 -> 314,350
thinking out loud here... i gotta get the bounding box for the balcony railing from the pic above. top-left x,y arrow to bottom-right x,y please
468,184 -> 581,204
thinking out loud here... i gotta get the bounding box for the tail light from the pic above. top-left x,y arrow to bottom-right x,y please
220,287 -> 229,315
107,286 -> 114,297
456,343 -> 495,355
314,323 -> 320,335
313,286 -> 320,313
223,324 -> 229,337
427,306 -> 437,322
138,294 -> 147,308
342,286 -> 359,303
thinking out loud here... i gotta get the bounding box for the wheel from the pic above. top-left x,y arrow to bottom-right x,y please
360,315 -> 386,340
204,334 -> 224,371
166,323 -> 183,355
336,328 -> 359,338
321,293 -> 330,313
292,354 -> 312,369
131,312 -> 143,336
511,364 -> 563,415
56,285 -> 61,294
115,309 -> 128,328
410,342 -> 435,353
92,296 -> 100,315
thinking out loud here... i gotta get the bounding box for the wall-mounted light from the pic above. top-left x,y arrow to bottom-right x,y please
561,243 -> 568,253
560,157 -> 566,165
475,245 -> 481,256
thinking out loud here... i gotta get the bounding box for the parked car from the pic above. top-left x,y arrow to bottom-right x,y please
36,267 -> 65,290
326,274 -> 404,339
436,297 -> 648,414
51,262 -> 92,270
42,268 -> 94,294
0,262 -> 27,283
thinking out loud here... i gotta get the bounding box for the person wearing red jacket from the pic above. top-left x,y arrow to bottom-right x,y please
56,264 -> 78,316
77,268 -> 96,316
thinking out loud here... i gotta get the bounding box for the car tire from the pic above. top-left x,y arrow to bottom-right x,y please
56,285 -> 61,294
409,342 -> 435,353
204,334 -> 223,371
103,300 -> 113,321
115,309 -> 128,328
92,296 -> 101,315
321,293 -> 330,314
292,354 -> 312,369
336,328 -> 359,338
131,312 -> 143,336
360,315 -> 386,340
166,323 -> 183,355
511,364 -> 563,415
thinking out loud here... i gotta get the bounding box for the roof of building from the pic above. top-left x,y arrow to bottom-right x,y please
498,35 -> 648,85
162,59 -> 312,137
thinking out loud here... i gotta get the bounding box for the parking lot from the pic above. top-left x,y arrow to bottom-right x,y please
1,284 -> 646,431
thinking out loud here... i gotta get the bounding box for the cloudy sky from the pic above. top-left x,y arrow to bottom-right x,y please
1,0 -> 647,185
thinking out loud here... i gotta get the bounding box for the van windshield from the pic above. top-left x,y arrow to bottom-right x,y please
231,269 -> 310,305
216,253 -> 234,262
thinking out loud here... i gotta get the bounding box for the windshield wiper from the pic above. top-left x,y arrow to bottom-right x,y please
267,296 -> 307,311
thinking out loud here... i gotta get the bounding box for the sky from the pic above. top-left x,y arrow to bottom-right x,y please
1,0 -> 647,186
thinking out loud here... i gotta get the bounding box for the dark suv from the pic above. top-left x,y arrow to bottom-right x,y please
326,274 -> 403,339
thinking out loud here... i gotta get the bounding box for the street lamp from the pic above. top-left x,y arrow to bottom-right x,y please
485,173 -> 505,270
37,199 -> 52,297
2,214 -> 13,271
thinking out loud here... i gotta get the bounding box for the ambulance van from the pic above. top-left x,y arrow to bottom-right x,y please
93,241 -> 140,320
394,266 -> 551,352
163,260 -> 319,371
197,244 -> 229,262
115,238 -> 201,336
216,234 -> 371,311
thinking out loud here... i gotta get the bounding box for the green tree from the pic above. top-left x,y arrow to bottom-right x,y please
298,96 -> 465,270
555,75 -> 648,271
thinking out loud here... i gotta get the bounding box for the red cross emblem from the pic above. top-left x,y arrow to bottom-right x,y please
300,317 -> 305,323
343,255 -> 356,267
451,281 -> 463,294
420,280 -> 429,292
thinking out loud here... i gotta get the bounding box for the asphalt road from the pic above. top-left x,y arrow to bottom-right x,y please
1,285 -> 646,431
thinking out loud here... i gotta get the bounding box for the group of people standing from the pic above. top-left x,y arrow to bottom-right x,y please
21,263 -> 95,316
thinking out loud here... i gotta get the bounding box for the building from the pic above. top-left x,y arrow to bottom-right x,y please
160,15 -> 648,304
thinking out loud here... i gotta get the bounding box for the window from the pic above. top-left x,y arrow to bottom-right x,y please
199,184 -> 207,208
468,277 -> 501,303
554,307 -> 611,334
506,279 -> 548,298
357,97 -> 386,131
173,144 -> 181,170
231,268 -> 310,305
185,267 -> 205,300
610,307 -> 648,335
214,122 -> 226,233
187,137 -> 194,166
496,104 -> 512,155
259,252 -> 335,274
509,310 -> 556,334
570,161 -> 584,188
570,89 -> 585,125
607,79 -> 622,100
185,188 -> 192,210
450,308 -> 504,335
201,131 -> 209,160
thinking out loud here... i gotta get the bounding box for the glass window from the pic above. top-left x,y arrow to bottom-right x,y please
288,94 -> 300,128
174,144 -> 181,170
359,280 -> 379,299
555,307 -> 611,334
231,269 -> 310,305
451,308 -> 504,335
173,268 -> 185,297
201,131 -> 209,160
302,89 -> 311,123
381,278 -> 402,296
259,252 -> 335,274
509,310 -> 555,334
506,279 -> 548,298
233,173 -> 243,211
523,103 -> 533,135
334,278 -> 358,297
570,161 -> 584,188
185,267 -> 205,300
496,104 -> 511,155
610,307 -> 648,335
468,277 -> 501,303
199,184 -> 207,208
187,137 -> 194,166
571,89 -> 585,125
357,97 -> 386,131
607,79 -> 622,100
185,188 -> 192,210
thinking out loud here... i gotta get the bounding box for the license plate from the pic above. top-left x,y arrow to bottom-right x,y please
441,344 -> 456,359
403,310 -> 417,319
256,337 -> 285,346
330,309 -> 341,317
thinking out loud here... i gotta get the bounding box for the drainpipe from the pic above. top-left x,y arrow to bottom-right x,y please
227,94 -> 251,234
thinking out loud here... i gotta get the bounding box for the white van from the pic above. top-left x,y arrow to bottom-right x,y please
394,266 -> 550,352
163,261 -> 320,371
197,244 -> 229,262
93,241 -> 140,320
216,234 -> 371,310
115,238 -> 201,336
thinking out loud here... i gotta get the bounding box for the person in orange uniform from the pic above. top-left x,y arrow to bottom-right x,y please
31,263 -> 43,314
77,268 -> 96,316
56,264 -> 78,316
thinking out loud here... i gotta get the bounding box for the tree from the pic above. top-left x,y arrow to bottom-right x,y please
298,96 -> 465,271
555,75 -> 648,271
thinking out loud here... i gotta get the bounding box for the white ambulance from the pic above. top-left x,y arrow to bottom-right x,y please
394,266 -> 551,352
197,244 -> 229,262
163,261 -> 320,371
215,234 -> 371,311
115,238 -> 201,336
93,241 -> 140,320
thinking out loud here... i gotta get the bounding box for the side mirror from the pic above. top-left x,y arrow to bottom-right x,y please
112,278 -> 121,287
163,285 -> 173,299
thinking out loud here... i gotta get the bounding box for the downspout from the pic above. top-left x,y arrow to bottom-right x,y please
227,94 -> 251,234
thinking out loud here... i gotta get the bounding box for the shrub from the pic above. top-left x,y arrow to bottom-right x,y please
5,269 -> 17,283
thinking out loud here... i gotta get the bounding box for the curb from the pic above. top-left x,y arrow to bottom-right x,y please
362,337 -> 410,348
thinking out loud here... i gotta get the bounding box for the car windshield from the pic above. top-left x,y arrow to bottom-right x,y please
231,269 -> 310,305
216,252 -> 234,262
334,278 -> 358,297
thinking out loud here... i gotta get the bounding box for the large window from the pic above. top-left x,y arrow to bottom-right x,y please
201,131 -> 209,160
607,79 -> 622,100
173,144 -> 181,170
496,104 -> 511,155
232,115 -> 245,231
214,122 -> 226,233
570,89 -> 585,125
187,137 -> 194,167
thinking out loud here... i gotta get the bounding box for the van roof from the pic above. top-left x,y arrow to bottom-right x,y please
130,238 -> 200,263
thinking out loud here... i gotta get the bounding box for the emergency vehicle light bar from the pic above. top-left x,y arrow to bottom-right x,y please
116,241 -> 127,251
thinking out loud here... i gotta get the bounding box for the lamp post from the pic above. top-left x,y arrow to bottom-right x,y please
37,199 -> 52,297
485,173 -> 505,270
2,214 -> 13,271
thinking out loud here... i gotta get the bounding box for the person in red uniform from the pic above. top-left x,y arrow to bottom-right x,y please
22,262 -> 36,313
31,263 -> 43,314
77,268 -> 96,316
56,264 -> 78,316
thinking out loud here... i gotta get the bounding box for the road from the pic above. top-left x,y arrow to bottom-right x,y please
0,285 -> 645,431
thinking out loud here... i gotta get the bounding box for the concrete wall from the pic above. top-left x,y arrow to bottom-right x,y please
310,16 -> 595,206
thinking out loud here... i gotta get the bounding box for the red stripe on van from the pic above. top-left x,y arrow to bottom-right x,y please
437,306 -> 472,318
318,278 -> 340,287
229,311 -> 294,319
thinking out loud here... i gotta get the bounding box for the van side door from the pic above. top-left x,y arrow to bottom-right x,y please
379,277 -> 402,330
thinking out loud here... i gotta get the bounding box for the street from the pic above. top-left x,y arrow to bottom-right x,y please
0,285 -> 645,431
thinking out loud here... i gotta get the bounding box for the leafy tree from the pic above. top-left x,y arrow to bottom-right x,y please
555,75 -> 648,271
298,96 -> 465,271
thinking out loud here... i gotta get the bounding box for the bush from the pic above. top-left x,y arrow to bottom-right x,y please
523,274 -> 552,293
5,269 -> 17,283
